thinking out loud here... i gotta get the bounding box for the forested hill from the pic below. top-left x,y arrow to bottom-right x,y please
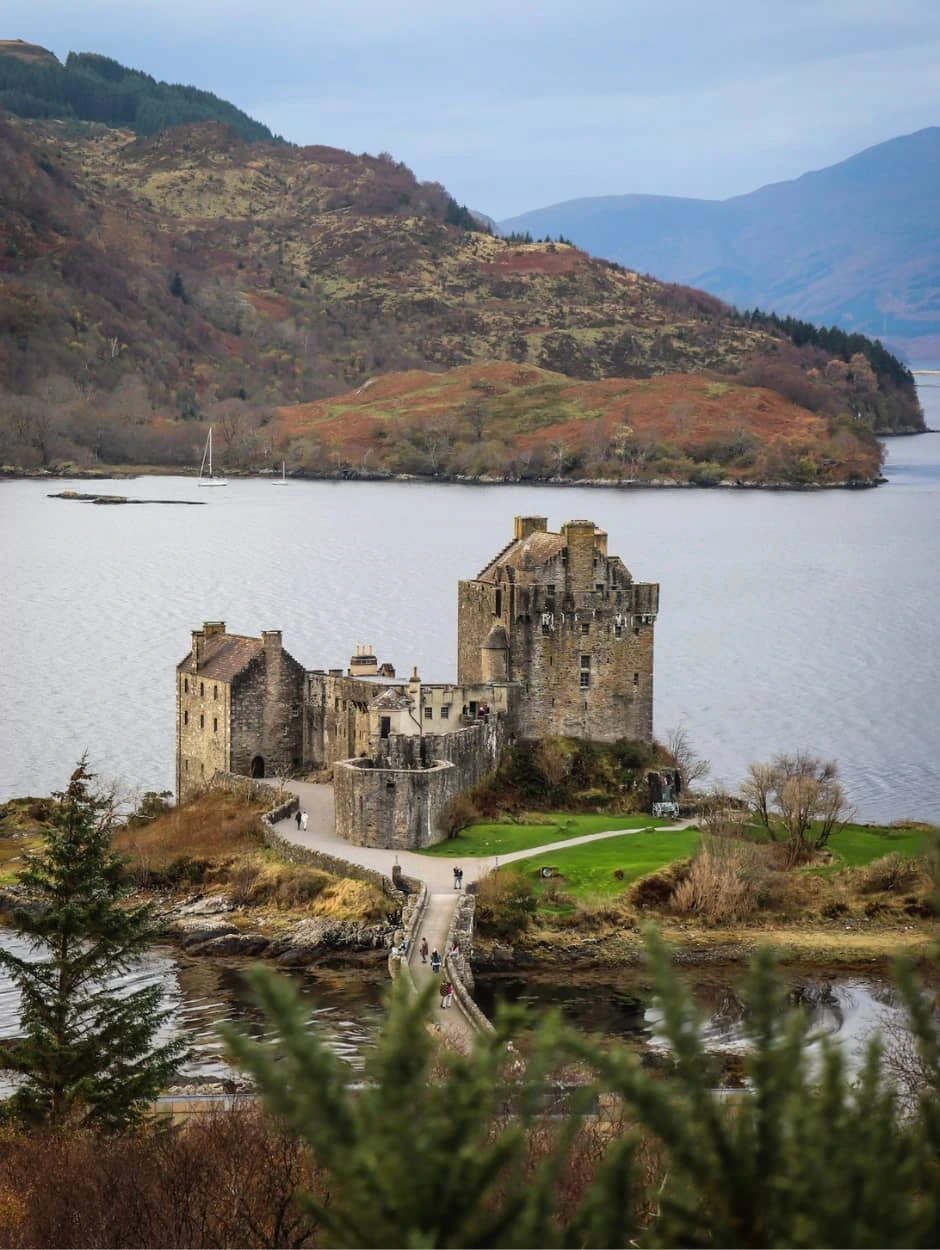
0,40 -> 276,142
0,109 -> 924,480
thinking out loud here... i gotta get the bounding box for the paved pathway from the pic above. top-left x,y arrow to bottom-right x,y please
272,780 -> 693,1050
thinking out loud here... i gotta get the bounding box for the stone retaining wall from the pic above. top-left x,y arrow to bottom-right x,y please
445,892 -> 493,1035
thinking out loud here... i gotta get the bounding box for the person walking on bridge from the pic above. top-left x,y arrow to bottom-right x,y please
430,949 -> 441,974
420,937 -> 429,963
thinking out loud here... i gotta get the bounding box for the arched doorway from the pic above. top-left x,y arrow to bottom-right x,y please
250,755 -> 265,778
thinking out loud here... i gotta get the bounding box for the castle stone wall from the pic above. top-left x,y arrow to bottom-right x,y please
229,644 -> 305,782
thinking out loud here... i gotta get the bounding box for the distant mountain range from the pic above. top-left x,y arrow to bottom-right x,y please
500,129 -> 940,364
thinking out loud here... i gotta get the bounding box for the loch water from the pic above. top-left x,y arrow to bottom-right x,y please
1,388 -> 938,823
1,390 -> 938,1072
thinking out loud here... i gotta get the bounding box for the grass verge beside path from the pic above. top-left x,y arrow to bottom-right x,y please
501,828 -> 700,902
419,813 -> 669,859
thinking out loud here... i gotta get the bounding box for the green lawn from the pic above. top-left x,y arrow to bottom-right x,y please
419,813 -> 669,859
503,827 -> 700,902
815,823 -> 935,871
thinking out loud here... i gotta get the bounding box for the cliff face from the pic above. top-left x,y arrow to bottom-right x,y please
0,114 -> 923,475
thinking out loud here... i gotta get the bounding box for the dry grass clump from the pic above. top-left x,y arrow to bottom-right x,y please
226,858 -> 332,909
114,792 -> 267,879
855,853 -> 926,895
670,838 -> 775,925
314,878 -> 391,923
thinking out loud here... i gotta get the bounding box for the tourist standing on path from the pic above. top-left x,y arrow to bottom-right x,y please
440,979 -> 453,1009
294,809 -> 302,831
457,867 -> 464,890
420,937 -> 429,963
301,810 -> 308,832
430,949 -> 441,974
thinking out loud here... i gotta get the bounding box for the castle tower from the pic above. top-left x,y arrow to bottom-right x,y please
457,517 -> 659,743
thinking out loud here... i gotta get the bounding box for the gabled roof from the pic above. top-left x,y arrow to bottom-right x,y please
370,687 -> 413,711
476,531 -> 566,582
176,634 -> 263,683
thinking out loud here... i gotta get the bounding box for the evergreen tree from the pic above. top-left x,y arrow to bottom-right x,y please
0,758 -> 187,1130
224,933 -> 939,1248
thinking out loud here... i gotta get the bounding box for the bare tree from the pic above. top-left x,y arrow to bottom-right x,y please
666,724 -> 710,791
740,751 -> 854,867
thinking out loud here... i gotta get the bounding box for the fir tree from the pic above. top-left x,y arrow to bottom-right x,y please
0,758 -> 188,1130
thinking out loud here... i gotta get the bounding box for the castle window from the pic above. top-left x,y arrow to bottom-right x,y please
380,717 -> 391,739
200,763 -> 204,775
546,583 -> 555,595
615,591 -> 623,605
581,622 -> 590,635
596,583 -> 605,593
424,707 -> 433,720
615,624 -> 623,638
495,589 -> 502,617
634,672 -> 639,687
184,760 -> 188,771
580,671 -> 590,688
183,710 -> 188,725
440,705 -> 450,719
580,654 -> 591,669
184,677 -> 189,693
199,714 -> 205,729
213,717 -> 218,732
213,685 -> 218,699
199,682 -> 204,697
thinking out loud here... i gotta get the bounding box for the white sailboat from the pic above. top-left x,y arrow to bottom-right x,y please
197,427 -> 228,487
271,459 -> 289,485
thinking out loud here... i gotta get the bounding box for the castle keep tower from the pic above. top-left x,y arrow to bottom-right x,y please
176,622 -> 305,801
457,517 -> 659,742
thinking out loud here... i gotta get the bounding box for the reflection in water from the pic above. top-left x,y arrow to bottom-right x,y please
474,968 -> 909,1076
0,932 -> 387,1086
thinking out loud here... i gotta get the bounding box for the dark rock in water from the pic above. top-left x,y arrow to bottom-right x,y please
190,933 -> 271,957
49,490 -> 204,506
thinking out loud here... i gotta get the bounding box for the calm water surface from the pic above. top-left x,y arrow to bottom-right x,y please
1,388 -> 937,822
0,931 -> 386,1082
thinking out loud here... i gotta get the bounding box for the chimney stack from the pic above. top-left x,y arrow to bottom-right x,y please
514,515 -> 548,541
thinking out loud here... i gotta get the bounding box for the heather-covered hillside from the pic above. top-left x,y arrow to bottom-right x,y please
0,108 -> 923,478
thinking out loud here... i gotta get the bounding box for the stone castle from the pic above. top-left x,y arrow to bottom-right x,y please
176,516 -> 659,849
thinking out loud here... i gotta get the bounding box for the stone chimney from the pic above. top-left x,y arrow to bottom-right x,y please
349,643 -> 378,677
204,621 -> 225,638
514,515 -> 548,541
262,630 -> 282,654
562,520 -> 597,596
191,629 -> 205,671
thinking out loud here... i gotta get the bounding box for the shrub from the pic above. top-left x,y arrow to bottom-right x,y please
670,838 -> 775,924
474,870 -> 538,940
857,853 -> 925,895
629,859 -> 691,910
441,791 -> 479,838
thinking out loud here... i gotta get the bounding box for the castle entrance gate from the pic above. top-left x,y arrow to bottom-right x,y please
250,755 -> 265,778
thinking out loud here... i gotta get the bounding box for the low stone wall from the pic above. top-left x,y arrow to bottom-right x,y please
445,892 -> 494,1036
260,817 -> 401,901
210,771 -> 288,804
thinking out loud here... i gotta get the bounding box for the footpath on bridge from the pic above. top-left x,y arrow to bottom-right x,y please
274,780 -> 688,1052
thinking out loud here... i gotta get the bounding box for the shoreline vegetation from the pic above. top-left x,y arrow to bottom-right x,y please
2,464 -> 894,490
1,792 -> 935,973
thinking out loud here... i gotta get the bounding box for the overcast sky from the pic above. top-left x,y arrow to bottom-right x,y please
7,1 -> 940,218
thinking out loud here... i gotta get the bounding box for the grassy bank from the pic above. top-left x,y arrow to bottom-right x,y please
419,813 -> 669,859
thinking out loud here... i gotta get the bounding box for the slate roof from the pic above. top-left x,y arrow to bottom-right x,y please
370,687 -> 413,711
177,634 -> 263,683
476,531 -> 566,582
